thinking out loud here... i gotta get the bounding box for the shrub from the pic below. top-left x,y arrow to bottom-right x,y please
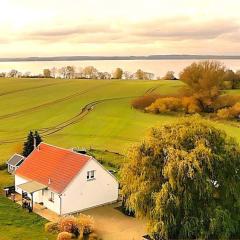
57,231 -> 73,240
88,233 -> 99,240
44,221 -> 58,233
213,95 -> 240,110
182,96 -> 202,113
131,94 -> 160,110
76,213 -> 94,235
0,163 -> 7,170
161,71 -> 176,80
222,81 -> 233,89
231,102 -> 240,118
216,108 -> 232,119
216,103 -> 240,120
146,97 -> 182,113
58,216 -> 77,234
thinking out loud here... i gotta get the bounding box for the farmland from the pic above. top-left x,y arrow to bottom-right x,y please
0,78 -> 179,163
0,78 -> 240,165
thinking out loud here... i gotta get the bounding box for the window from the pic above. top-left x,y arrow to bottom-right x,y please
49,192 -> 54,202
87,170 -> 95,180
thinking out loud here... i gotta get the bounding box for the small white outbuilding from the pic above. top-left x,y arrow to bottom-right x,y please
7,153 -> 25,174
15,143 -> 119,215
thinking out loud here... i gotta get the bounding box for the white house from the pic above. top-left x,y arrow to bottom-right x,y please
7,153 -> 25,174
15,143 -> 119,215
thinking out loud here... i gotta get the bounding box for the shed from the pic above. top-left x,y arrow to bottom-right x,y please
7,154 -> 25,174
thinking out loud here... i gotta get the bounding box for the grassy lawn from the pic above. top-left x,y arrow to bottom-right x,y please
0,170 -> 56,240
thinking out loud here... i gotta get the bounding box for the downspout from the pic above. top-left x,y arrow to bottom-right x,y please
31,192 -> 33,211
59,194 -> 62,216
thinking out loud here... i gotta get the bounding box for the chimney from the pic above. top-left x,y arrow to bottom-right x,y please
48,178 -> 51,185
33,136 -> 37,150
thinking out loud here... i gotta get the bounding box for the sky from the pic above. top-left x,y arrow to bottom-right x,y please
0,0 -> 240,57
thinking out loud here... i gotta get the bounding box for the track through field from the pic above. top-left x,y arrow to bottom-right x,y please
0,84 -> 159,145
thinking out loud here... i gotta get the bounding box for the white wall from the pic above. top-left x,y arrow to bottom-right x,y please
15,175 -> 28,194
15,175 -> 61,215
42,189 -> 61,215
61,158 -> 119,215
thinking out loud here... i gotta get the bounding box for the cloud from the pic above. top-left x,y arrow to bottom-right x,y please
131,18 -> 240,40
13,17 -> 239,45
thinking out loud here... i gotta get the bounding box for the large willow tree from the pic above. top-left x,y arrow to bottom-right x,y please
120,116 -> 240,239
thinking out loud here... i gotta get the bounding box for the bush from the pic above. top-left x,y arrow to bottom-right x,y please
217,103 -> 240,120
58,216 -> 77,234
231,102 -> 240,117
0,163 -> 7,170
216,108 -> 232,119
213,95 -> 240,111
88,233 -> 99,240
146,97 -> 182,113
76,213 -> 94,235
57,231 -> 73,240
131,94 -> 160,110
44,221 -> 58,233
182,96 -> 202,113
222,81 -> 233,89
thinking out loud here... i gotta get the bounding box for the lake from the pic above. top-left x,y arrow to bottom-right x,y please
0,59 -> 239,77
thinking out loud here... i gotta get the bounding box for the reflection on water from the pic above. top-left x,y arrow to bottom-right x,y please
0,59 -> 239,77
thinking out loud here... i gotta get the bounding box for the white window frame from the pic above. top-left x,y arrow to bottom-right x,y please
49,192 -> 54,202
87,170 -> 96,180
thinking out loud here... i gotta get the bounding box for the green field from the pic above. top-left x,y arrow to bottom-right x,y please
0,78 -> 240,239
0,78 -> 240,164
0,78 -> 182,163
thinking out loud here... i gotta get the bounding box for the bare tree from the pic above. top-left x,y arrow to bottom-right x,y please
144,72 -> 155,80
58,67 -> 67,78
123,71 -> 133,80
50,67 -> 57,78
22,72 -> 31,78
8,69 -> 20,78
65,66 -> 75,79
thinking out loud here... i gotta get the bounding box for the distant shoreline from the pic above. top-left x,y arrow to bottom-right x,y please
1,55 -> 240,62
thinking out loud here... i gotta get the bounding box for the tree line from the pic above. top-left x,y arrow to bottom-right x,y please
0,66 -> 156,80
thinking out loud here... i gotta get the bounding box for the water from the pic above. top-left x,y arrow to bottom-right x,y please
0,59 -> 239,78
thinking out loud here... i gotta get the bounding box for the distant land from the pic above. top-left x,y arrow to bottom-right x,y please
0,55 -> 240,62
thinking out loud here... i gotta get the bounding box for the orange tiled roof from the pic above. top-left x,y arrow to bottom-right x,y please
16,143 -> 91,193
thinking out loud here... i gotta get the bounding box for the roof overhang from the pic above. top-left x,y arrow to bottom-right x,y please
17,181 -> 48,194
